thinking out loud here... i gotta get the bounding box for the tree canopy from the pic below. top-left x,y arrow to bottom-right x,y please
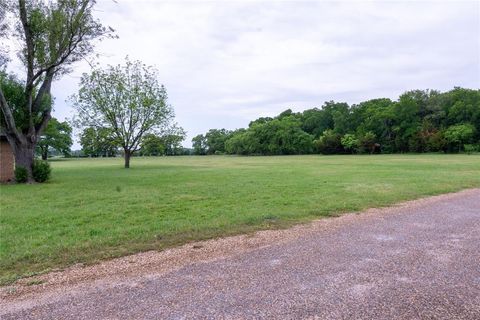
140,125 -> 186,156
194,88 -> 479,156
72,58 -> 175,168
37,117 -> 72,159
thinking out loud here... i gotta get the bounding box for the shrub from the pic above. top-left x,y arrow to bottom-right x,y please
464,144 -> 478,154
341,134 -> 359,154
314,130 -> 343,154
358,131 -> 378,154
32,160 -> 51,182
443,123 -> 476,153
14,166 -> 29,183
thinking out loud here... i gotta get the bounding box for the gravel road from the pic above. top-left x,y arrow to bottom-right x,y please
2,189 -> 480,319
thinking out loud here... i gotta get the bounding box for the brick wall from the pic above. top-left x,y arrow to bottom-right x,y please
0,138 -> 15,182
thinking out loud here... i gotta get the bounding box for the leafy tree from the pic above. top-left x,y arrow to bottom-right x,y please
392,92 -> 422,152
140,133 -> 165,156
249,116 -> 273,128
314,129 -> 343,154
301,108 -> 331,137
141,124 -> 186,156
161,126 -> 186,155
408,120 -> 445,153
463,144 -> 478,154
226,116 -> 312,155
225,129 -> 259,155
351,98 -> 395,152
80,127 -> 119,157
443,123 -> 476,153
79,127 -> 96,156
277,108 -> 295,119
329,102 -> 351,135
205,129 -> 231,154
358,131 -> 379,154
72,59 -> 174,168
441,88 -> 480,139
200,87 -> 479,156
391,90 -> 447,152
161,135 -> 183,155
0,0 -> 114,181
263,117 -> 313,155
37,117 -> 72,159
341,134 -> 358,154
192,134 -> 207,155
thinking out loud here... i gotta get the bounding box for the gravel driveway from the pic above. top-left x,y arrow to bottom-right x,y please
2,189 -> 480,319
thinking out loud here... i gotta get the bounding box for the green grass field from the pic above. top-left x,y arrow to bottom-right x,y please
1,154 -> 479,284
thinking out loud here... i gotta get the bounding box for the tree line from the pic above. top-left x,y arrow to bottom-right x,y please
78,125 -> 188,158
192,88 -> 480,155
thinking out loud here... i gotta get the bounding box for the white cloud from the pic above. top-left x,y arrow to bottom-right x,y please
5,0 -> 480,147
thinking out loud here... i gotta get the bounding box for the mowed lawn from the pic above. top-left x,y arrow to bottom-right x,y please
1,154 -> 480,284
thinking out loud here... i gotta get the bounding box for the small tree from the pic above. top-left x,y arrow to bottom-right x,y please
158,124 -> 186,156
80,127 -> 119,157
37,117 -> 72,159
358,131 -> 378,154
314,129 -> 343,154
341,134 -> 359,154
73,59 -> 174,168
140,133 -> 165,156
192,134 -> 207,155
443,123 -> 475,153
205,129 -> 231,154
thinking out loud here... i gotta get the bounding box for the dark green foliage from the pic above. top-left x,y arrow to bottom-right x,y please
0,72 -> 25,127
192,129 -> 233,155
227,116 -> 313,155
36,117 -> 73,159
301,102 -> 351,137
32,160 -> 51,182
464,144 -> 478,154
350,98 -> 395,152
162,133 -> 186,156
205,129 -> 232,154
80,127 -> 120,157
314,130 -> 343,154
443,123 -> 476,153
196,87 -> 479,156
224,129 -> 257,155
140,134 -> 165,156
14,166 -> 29,183
249,117 -> 273,127
192,134 -> 207,155
140,128 -> 186,156
358,132 -> 378,154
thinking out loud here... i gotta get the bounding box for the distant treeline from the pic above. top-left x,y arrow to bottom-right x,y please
192,88 -> 480,155
78,126 -> 192,157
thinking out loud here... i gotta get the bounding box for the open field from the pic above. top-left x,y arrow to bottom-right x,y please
1,154 -> 480,284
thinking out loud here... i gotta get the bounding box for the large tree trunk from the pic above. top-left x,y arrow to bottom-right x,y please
11,139 -> 36,182
124,149 -> 131,168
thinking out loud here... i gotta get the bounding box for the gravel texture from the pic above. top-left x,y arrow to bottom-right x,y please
1,189 -> 479,319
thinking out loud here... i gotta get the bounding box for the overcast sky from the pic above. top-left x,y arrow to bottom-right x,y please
6,0 -> 480,147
